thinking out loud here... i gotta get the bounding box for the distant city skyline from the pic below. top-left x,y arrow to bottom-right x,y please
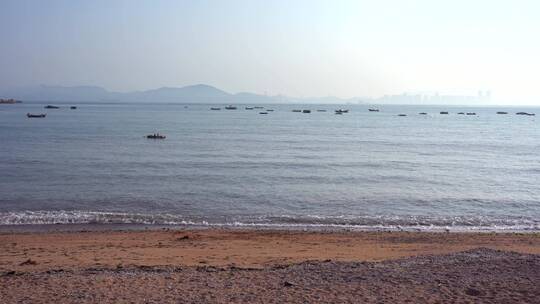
1,1 -> 540,104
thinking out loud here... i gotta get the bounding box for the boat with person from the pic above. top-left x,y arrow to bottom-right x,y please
335,109 -> 349,114
27,113 -> 46,118
44,105 -> 59,109
146,133 -> 166,139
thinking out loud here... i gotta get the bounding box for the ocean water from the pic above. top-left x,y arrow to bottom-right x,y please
1,102 -> 539,231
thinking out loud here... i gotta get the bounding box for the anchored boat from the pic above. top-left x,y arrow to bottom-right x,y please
147,133 -> 166,139
27,113 -> 46,118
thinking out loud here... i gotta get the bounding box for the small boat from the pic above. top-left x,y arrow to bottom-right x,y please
225,105 -> 237,110
44,105 -> 59,109
457,112 -> 465,115
0,98 -> 21,104
259,112 -> 268,115
316,109 -> 327,112
254,106 -> 264,109
147,133 -> 166,139
266,109 -> 274,112
335,109 -> 349,114
70,106 -> 77,110
466,112 -> 476,115
210,107 -> 221,110
27,113 -> 46,118
440,111 -> 449,114
398,114 -> 407,117
335,111 -> 343,115
419,112 -> 428,115
292,109 -> 302,112
496,111 -> 508,114
516,112 -> 535,116
245,107 -> 254,110
302,109 -> 311,113
368,108 -> 379,112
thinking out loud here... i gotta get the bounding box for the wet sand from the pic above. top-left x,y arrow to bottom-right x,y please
1,228 -> 540,303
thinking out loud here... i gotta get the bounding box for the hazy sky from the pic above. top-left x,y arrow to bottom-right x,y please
1,0 -> 540,103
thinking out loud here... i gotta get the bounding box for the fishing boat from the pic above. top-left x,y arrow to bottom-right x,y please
146,133 -> 166,139
27,113 -> 46,118
225,105 -> 237,110
516,112 -> 535,116
44,105 -> 59,109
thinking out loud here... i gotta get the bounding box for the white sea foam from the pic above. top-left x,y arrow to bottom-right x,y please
0,210 -> 538,232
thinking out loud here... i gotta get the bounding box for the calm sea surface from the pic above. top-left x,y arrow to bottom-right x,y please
1,103 -> 539,231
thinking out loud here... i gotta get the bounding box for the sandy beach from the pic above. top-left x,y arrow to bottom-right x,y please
1,228 -> 540,303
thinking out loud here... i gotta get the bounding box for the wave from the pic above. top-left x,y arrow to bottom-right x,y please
0,210 -> 539,232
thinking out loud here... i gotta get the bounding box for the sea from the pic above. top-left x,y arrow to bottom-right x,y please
1,102 -> 539,232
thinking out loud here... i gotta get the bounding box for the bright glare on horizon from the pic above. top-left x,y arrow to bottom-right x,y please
1,0 -> 540,104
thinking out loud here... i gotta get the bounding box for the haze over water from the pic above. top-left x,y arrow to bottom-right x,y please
1,103 -> 539,231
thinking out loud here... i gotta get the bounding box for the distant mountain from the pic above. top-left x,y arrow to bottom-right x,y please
0,84 -> 357,104
122,84 -> 232,103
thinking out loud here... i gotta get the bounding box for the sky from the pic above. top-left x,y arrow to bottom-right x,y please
1,0 -> 540,104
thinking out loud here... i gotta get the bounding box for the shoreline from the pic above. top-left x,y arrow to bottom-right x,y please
2,227 -> 540,271
1,222 -> 539,234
